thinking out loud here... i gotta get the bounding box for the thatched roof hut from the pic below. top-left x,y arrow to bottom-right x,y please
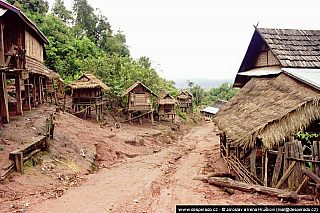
214,73 -> 320,149
66,73 -> 110,91
214,27 -> 320,149
121,81 -> 157,97
157,92 -> 176,105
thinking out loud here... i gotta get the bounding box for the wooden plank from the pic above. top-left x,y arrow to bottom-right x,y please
250,146 -> 257,177
313,141 -> 320,177
208,177 -> 298,203
296,176 -> 309,194
275,161 -> 296,189
302,168 -> 320,184
15,73 -> 23,115
0,72 -> 9,123
271,146 -> 284,187
9,136 -> 46,161
296,141 -> 304,188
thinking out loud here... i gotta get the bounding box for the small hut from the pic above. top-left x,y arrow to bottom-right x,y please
66,73 -> 110,121
214,27 -> 320,196
176,90 -> 193,113
157,92 -> 176,122
121,81 -> 158,124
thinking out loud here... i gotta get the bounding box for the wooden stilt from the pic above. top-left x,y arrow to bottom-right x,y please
15,73 -> 23,115
264,150 -> 268,187
150,111 -> 154,124
271,146 -> 284,187
250,146 -> 257,177
0,72 -> 9,123
0,19 -> 5,66
24,79 -> 31,111
32,76 -> 37,107
37,76 -> 42,104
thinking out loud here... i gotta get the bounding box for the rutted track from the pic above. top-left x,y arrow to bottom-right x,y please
30,123 -> 308,213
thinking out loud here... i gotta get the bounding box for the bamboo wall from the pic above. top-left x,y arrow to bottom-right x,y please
25,29 -> 43,62
255,49 -> 280,67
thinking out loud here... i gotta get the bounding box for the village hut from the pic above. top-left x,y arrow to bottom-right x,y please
176,90 -> 193,114
201,99 -> 228,119
157,92 -> 176,122
213,27 -> 320,194
121,81 -> 158,124
66,73 -> 110,121
0,1 -> 60,123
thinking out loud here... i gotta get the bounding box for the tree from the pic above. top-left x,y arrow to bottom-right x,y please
7,0 -> 49,14
52,0 -> 73,24
72,0 -> 97,39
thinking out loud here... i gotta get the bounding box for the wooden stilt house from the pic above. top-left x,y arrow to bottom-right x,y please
0,1 -> 60,123
121,81 -> 158,124
66,73 -> 110,121
157,92 -> 176,123
177,90 -> 193,114
214,27 -> 320,198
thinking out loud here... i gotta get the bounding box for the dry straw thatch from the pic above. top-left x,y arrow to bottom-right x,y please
213,73 -> 320,149
157,92 -> 176,105
66,73 -> 110,90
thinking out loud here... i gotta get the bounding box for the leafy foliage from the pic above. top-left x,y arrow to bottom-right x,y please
11,0 -> 236,110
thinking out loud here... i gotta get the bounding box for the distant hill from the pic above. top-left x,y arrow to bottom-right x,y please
171,78 -> 234,90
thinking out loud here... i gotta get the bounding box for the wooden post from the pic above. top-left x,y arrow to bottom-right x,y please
37,76 -> 42,104
313,141 -> 320,177
0,72 -> 9,123
24,79 -> 31,111
0,18 -> 5,66
150,111 -> 154,124
250,146 -> 257,177
275,161 -> 296,189
264,150 -> 268,187
236,146 -> 240,160
13,152 -> 24,174
32,76 -> 37,107
271,146 -> 284,187
15,73 -> 23,115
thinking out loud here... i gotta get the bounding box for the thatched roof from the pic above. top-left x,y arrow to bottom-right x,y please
25,56 -> 61,79
177,90 -> 193,99
121,81 -> 158,97
213,73 -> 320,149
66,73 -> 110,90
157,92 -> 176,105
235,27 -> 320,87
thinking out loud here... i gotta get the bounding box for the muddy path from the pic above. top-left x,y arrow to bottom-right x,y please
29,123 -> 310,213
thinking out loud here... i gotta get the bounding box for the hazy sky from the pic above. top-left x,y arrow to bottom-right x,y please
47,0 -> 320,81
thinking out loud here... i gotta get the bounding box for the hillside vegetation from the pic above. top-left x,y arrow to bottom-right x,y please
8,0 -> 237,108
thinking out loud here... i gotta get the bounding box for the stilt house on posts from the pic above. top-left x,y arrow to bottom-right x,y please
177,90 -> 193,114
121,81 -> 158,124
0,1 -> 60,123
157,92 -> 176,123
66,73 -> 110,121
213,27 -> 320,199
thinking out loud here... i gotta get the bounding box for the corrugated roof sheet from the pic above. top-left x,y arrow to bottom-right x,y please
282,68 -> 320,91
202,106 -> 219,115
237,67 -> 282,76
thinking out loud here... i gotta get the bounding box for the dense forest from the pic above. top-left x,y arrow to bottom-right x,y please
7,0 -> 238,108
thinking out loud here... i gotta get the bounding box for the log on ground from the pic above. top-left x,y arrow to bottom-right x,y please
208,177 -> 298,203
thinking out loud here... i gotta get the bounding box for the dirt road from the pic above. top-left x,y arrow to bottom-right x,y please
29,122 -> 303,213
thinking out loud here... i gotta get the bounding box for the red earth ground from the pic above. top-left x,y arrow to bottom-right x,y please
0,104 -> 318,213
